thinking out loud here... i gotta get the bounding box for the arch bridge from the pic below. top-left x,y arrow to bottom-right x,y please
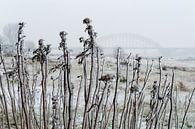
96,33 -> 161,49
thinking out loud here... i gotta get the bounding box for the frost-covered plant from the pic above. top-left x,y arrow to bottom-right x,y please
32,39 -> 51,129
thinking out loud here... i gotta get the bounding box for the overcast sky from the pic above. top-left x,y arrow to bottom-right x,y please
0,0 -> 194,48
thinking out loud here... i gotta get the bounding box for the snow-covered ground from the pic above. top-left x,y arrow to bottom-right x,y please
1,52 -> 195,128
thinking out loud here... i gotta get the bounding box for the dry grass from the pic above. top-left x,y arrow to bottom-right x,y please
176,81 -> 190,92
0,19 -> 195,129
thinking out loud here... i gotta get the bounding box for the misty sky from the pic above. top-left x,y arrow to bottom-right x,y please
0,0 -> 194,48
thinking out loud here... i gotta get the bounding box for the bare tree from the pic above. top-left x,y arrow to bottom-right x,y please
3,23 -> 18,45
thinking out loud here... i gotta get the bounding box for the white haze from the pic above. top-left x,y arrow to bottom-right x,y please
0,0 -> 195,48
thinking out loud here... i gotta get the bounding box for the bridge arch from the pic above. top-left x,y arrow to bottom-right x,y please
96,33 -> 161,49
96,33 -> 162,57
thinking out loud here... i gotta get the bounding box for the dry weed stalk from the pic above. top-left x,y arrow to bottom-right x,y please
0,19 -> 194,129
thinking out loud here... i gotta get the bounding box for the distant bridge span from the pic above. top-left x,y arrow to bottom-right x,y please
96,33 -> 161,49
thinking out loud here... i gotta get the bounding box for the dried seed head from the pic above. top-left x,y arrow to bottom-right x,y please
59,31 -> 68,40
99,74 -> 113,82
79,37 -> 84,43
83,18 -> 91,24
18,22 -> 25,31
130,84 -> 139,93
38,39 -> 44,46
18,22 -> 25,26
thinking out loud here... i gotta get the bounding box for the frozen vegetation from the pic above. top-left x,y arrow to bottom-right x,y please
0,19 -> 195,129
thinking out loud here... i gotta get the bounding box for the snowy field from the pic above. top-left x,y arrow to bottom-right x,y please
1,47 -> 195,128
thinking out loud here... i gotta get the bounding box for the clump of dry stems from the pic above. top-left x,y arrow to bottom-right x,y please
0,19 -> 194,129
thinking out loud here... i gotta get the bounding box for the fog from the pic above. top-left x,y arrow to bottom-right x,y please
0,0 -> 195,48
